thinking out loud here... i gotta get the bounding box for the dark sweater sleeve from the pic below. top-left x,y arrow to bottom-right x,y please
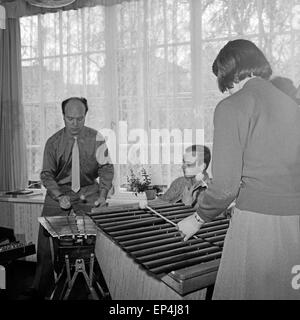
40,140 -> 63,200
195,100 -> 246,222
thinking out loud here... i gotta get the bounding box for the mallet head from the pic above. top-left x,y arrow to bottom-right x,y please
138,200 -> 148,210
80,194 -> 87,203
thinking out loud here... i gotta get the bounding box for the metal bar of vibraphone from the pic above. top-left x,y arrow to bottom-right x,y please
120,231 -> 225,249
114,224 -> 228,241
91,203 -> 186,217
94,208 -> 196,226
96,212 -> 195,227
131,235 -> 225,258
114,226 -> 175,241
136,237 -> 225,263
114,220 -> 228,250
141,205 -> 227,249
144,246 -> 223,270
90,204 -> 193,218
151,251 -> 223,276
107,217 -> 228,238
96,210 -> 228,232
97,214 -> 194,232
94,206 -> 196,221
124,230 -> 227,253
120,231 -> 226,254
118,222 -> 228,245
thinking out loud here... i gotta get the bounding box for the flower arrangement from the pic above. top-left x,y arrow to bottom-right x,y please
127,167 -> 152,195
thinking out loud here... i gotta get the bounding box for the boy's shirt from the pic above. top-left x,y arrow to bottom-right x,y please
157,172 -> 210,204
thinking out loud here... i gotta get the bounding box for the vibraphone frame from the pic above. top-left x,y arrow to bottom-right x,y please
90,203 -> 230,300
38,214 -> 106,300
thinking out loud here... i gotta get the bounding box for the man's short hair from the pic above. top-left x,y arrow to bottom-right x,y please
62,97 -> 89,115
185,144 -> 211,170
212,39 -> 272,93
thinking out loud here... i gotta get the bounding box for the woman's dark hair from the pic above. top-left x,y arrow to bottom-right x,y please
212,39 -> 272,93
185,144 -> 211,170
62,97 -> 88,115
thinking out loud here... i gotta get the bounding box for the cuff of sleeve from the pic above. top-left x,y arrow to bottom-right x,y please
52,191 -> 64,200
193,212 -> 204,224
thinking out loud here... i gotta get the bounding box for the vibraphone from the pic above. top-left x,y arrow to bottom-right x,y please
38,214 -> 102,300
90,203 -> 230,300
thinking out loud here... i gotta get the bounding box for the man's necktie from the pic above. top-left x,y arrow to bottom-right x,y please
71,136 -> 80,193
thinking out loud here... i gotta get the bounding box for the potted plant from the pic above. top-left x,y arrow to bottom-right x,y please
127,168 -> 156,200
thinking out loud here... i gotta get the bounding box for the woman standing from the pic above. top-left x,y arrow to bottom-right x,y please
178,39 -> 300,300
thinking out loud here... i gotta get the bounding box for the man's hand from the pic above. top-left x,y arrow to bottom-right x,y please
94,197 -> 107,208
58,195 -> 71,209
90,197 -> 107,214
177,212 -> 204,241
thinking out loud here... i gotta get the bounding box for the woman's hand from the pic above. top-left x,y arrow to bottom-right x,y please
177,212 -> 204,241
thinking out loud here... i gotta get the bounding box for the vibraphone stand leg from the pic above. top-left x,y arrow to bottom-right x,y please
63,254 -> 99,300
48,266 -> 66,300
48,237 -> 66,300
49,237 -> 58,283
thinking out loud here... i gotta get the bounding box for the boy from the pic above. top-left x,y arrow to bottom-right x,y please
151,145 -> 211,206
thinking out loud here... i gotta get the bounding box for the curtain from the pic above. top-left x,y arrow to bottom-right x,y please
4,0 -> 139,18
0,18 -> 28,191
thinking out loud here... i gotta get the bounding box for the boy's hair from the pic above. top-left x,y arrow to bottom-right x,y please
185,144 -> 211,170
62,97 -> 89,115
270,76 -> 298,102
212,39 -> 272,93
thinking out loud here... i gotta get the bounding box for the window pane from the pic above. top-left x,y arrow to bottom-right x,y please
20,16 -> 38,59
42,13 -> 60,57
62,10 -> 83,54
22,60 -> 40,103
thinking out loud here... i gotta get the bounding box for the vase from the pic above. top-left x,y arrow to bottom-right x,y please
145,189 -> 156,200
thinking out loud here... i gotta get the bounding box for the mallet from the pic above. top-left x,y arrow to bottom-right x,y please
138,201 -> 222,247
138,201 -> 177,227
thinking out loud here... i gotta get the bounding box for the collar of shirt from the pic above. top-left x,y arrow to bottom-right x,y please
63,126 -> 86,143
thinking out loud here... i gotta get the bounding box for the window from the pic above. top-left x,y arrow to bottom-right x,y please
20,0 -> 300,190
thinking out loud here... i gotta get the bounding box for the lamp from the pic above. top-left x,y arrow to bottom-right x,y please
0,4 -> 6,30
26,0 -> 76,8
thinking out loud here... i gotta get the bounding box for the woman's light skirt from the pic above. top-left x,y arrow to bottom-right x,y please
213,208 -> 300,300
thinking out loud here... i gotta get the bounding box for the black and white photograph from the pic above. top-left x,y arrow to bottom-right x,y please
0,0 -> 300,309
